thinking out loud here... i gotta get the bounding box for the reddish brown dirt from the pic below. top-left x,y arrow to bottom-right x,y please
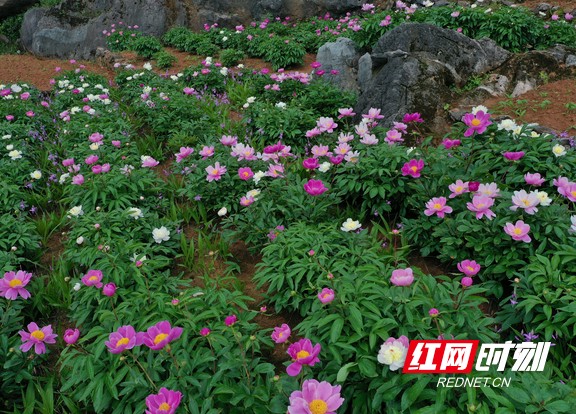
515,0 -> 575,12
484,78 -> 576,134
0,55 -> 114,90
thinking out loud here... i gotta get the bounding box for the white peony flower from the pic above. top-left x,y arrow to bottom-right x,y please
89,143 -> 100,150
217,207 -> 228,216
377,336 -> 409,371
253,170 -> 266,184
341,218 -> 361,232
552,144 -> 566,157
318,162 -> 331,173
152,226 -> 170,243
76,236 -> 84,245
127,207 -> 143,219
536,191 -> 552,206
73,283 -> 81,291
8,150 -> 22,160
570,216 -> 576,234
247,96 -> 256,104
275,102 -> 287,109
143,62 -> 152,71
30,170 -> 42,179
68,205 -> 84,217
59,173 -> 70,184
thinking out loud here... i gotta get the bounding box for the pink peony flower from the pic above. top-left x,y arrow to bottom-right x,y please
105,325 -> 143,354
337,107 -> 355,118
141,321 -> 183,350
363,107 -> 384,120
476,183 -> 500,198
311,145 -> 330,158
385,129 -> 403,144
503,151 -> 525,161
81,269 -> 103,288
175,147 -> 194,163
271,323 -> 291,343
510,190 -> 540,215
62,158 -> 75,167
442,139 -> 461,149
457,260 -> 481,277
303,157 -> 320,170
141,156 -> 160,168
390,268 -> 414,286
524,173 -> 545,186
85,154 -> 99,165
240,196 -> 254,206
0,270 -> 32,300
566,183 -> 576,202
504,220 -> 531,243
63,328 -> 80,345
317,288 -> 335,304
286,338 -> 321,376
102,283 -> 116,297
448,179 -> 469,198
466,195 -> 496,220
238,167 -> 254,181
145,388 -> 182,414
287,379 -> 344,414
199,145 -> 215,159
462,111 -> 491,137
304,179 -> 328,196
72,174 -> 84,185
89,132 -> 104,143
401,159 -> 425,178
317,117 -> 338,133
19,323 -> 57,354
220,135 -> 238,146
424,197 -> 453,218
92,164 -> 103,174
200,327 -> 211,337
205,162 -> 227,182
225,314 -> 237,326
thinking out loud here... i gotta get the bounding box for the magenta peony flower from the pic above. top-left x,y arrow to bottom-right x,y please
302,157 -> 320,170
199,327 -> 210,337
199,145 -> 215,159
504,220 -> 531,243
225,314 -> 238,326
503,151 -> 525,161
238,167 -> 254,181
401,159 -> 424,178
287,339 -> 321,376
63,328 -> 80,345
81,269 -> 103,288
466,195 -> 496,220
19,323 -> 57,354
304,179 -> 328,196
468,181 -> 480,192
85,154 -> 99,165
429,308 -> 439,316
145,388 -> 182,414
402,112 -> 424,123
461,277 -> 473,287
141,156 -> 160,168
271,323 -> 291,344
0,270 -> 32,300
390,268 -> 414,286
287,379 -> 344,414
317,288 -> 335,304
442,139 -> 461,149
141,321 -> 183,350
102,283 -> 116,297
457,260 -> 481,277
105,325 -> 143,354
424,197 -> 453,218
462,111 -> 492,137
524,172 -> 545,186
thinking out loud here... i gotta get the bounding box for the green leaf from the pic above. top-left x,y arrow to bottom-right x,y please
330,317 -> 344,344
336,362 -> 357,383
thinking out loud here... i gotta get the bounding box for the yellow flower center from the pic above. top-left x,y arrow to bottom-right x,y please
477,203 -> 485,208
513,228 -> 522,235
471,118 -> 481,126
571,191 -> 576,198
522,199 -> 531,206
154,333 -> 169,345
466,266 -> 474,272
9,279 -> 22,288
410,166 -> 418,172
89,276 -> 98,282
158,402 -> 171,411
31,330 -> 45,341
433,203 -> 441,210
323,293 -> 330,299
388,347 -> 403,362
116,337 -> 130,347
455,186 -> 462,192
242,172 -> 249,177
278,332 -> 283,338
296,350 -> 310,360
309,399 -> 328,414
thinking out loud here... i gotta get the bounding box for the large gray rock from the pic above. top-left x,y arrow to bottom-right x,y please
21,0 -> 364,59
355,23 -> 510,131
317,37 -> 360,92
0,0 -> 38,18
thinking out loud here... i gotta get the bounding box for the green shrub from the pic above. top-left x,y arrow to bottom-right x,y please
196,40 -> 219,57
263,37 -> 306,70
131,35 -> 163,59
154,50 -> 177,69
219,48 -> 245,67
